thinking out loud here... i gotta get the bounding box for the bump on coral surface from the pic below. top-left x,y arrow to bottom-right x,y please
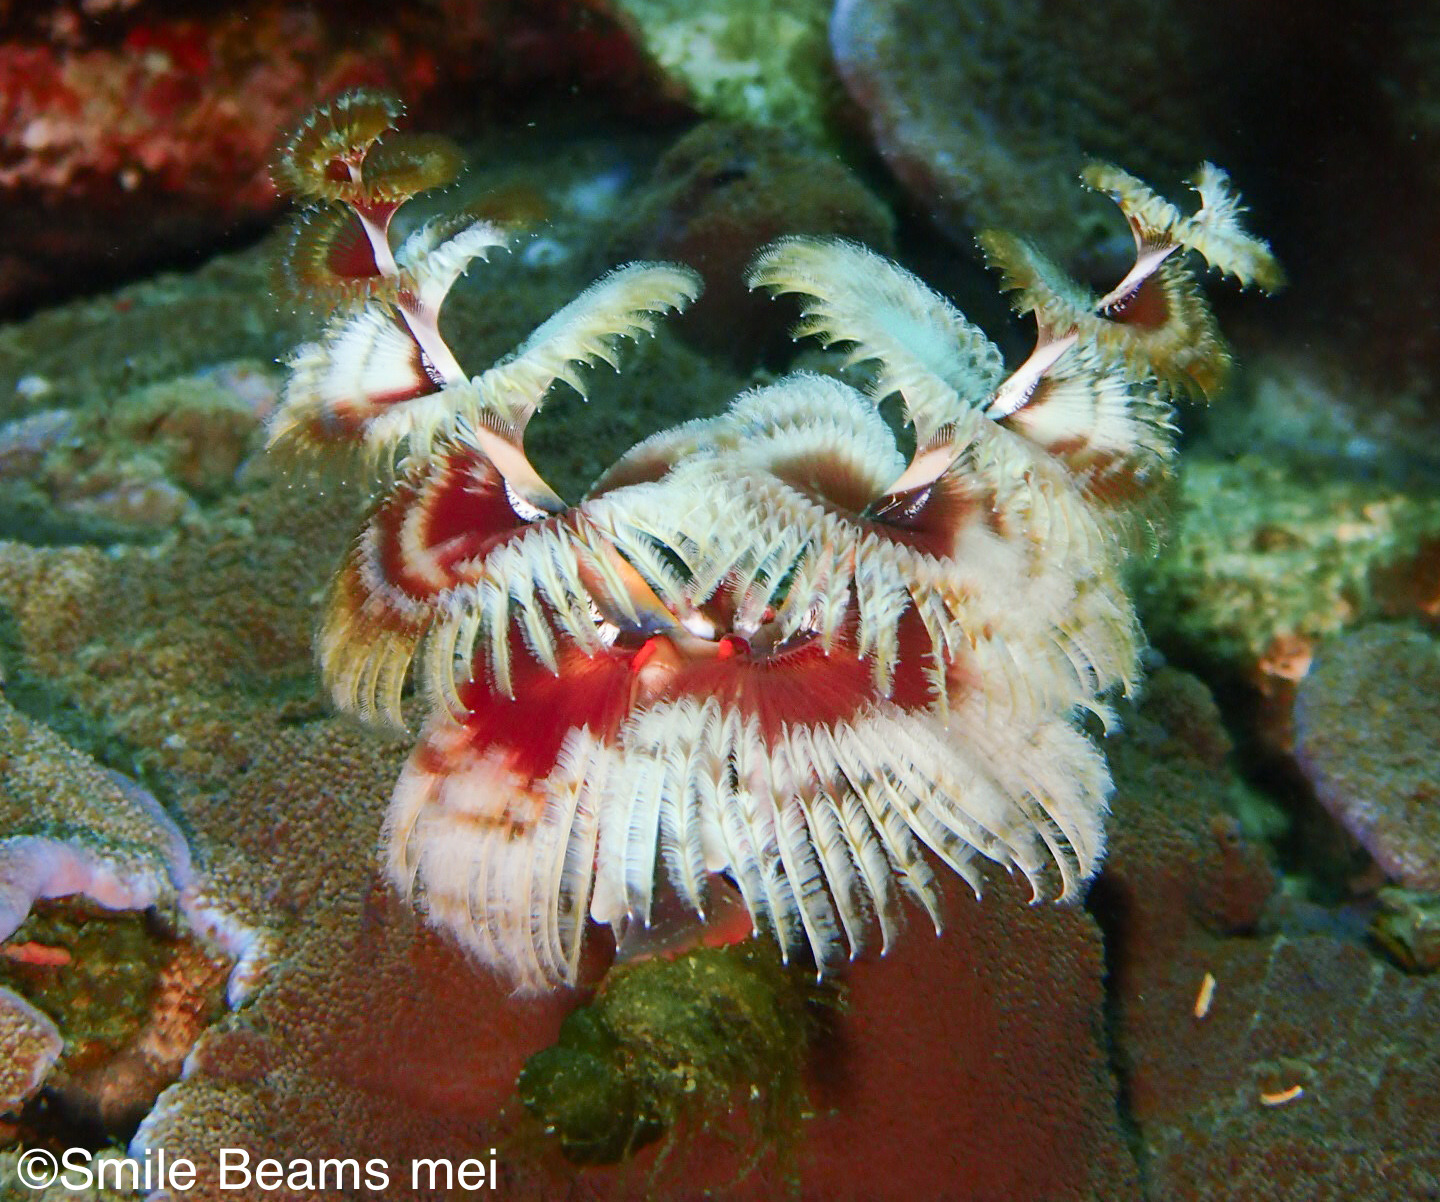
794,879 -> 1140,1202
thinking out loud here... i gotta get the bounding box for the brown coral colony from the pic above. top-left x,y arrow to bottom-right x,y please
267,90 -> 1280,993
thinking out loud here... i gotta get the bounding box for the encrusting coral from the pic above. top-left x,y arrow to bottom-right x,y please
0,984 -> 62,1113
266,91 -> 1279,992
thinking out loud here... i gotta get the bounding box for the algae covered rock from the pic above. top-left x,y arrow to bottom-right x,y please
610,0 -> 836,138
516,943 -> 818,1174
1141,456 -> 1440,693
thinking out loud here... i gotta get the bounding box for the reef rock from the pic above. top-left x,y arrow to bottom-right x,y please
131,718 -> 579,1202
830,0 -> 1206,261
1125,932 -> 1440,1201
1293,624 -> 1440,892
1100,668 -> 1440,1202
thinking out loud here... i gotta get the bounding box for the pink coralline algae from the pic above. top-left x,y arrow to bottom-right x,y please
1294,623 -> 1440,892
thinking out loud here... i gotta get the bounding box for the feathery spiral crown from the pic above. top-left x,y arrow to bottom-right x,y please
267,96 -> 1279,993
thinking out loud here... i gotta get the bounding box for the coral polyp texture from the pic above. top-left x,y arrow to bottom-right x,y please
267,92 -> 1279,991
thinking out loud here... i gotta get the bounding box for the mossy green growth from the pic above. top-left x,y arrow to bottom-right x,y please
516,942 -> 828,1179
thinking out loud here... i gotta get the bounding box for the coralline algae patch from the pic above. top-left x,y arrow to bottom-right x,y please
0,692 -> 191,939
0,686 -> 207,1128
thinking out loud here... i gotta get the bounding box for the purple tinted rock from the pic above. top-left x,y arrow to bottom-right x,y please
1294,624 -> 1440,891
